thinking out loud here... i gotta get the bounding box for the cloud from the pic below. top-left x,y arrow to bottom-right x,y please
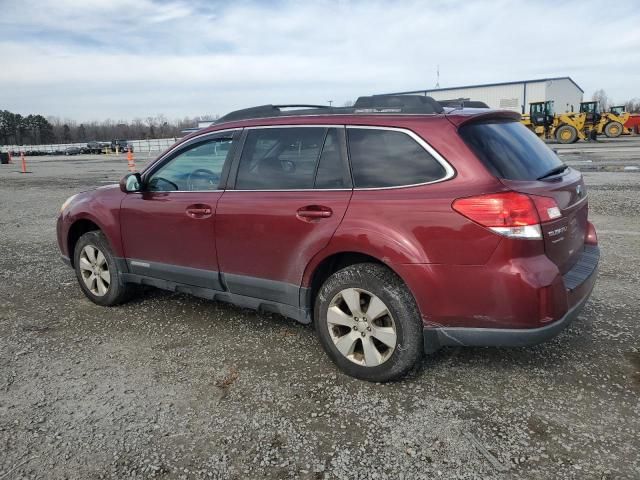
0,0 -> 639,121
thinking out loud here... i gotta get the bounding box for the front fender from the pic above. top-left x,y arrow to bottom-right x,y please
60,185 -> 126,258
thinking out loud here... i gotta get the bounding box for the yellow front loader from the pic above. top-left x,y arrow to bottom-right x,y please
521,101 -> 586,144
579,102 -> 630,138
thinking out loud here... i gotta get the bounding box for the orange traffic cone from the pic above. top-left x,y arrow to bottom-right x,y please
7,151 -> 13,164
20,152 -> 28,173
127,149 -> 136,172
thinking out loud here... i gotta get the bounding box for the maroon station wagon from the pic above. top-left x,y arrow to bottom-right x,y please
57,95 -> 599,381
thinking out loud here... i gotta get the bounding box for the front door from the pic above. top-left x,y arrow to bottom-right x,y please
216,126 -> 352,306
120,131 -> 238,289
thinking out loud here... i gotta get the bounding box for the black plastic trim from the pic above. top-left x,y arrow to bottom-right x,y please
115,257 -> 129,273
225,128 -> 248,190
60,255 -> 72,267
127,259 -> 222,290
223,272 -> 301,307
563,245 -> 599,291
121,273 -> 311,324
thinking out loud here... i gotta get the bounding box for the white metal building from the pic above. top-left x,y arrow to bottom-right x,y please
384,77 -> 584,114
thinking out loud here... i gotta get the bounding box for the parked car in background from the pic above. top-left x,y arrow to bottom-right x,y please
64,146 -> 82,156
110,139 -> 133,153
81,141 -> 104,154
57,95 -> 599,382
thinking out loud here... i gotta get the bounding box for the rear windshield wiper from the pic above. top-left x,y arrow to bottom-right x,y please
537,164 -> 568,180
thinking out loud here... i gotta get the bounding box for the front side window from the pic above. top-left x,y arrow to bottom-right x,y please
347,128 -> 447,188
235,127 -> 326,190
147,136 -> 234,191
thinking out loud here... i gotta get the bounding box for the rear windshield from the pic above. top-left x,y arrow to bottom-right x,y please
459,120 -> 564,180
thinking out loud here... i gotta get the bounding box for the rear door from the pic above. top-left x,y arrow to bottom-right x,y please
459,120 -> 588,273
215,126 -> 352,306
120,131 -> 238,288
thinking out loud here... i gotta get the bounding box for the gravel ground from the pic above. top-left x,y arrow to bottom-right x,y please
1,141 -> 639,479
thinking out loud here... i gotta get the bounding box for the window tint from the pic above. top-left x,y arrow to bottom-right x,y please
315,129 -> 349,189
459,121 -> 564,180
236,127 -> 325,190
148,136 -> 233,191
347,128 -> 447,188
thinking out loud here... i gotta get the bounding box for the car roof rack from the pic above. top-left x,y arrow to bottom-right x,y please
438,98 -> 490,109
214,95 -> 444,124
216,104 -> 330,123
353,94 -> 444,114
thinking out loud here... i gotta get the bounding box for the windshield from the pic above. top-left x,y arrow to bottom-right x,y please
459,120 -> 565,180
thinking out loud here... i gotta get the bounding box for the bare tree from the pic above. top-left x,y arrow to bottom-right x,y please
624,98 -> 640,113
1,109 -> 215,145
592,89 -> 610,111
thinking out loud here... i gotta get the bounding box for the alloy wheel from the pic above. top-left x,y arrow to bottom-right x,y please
79,245 -> 111,296
327,288 -> 397,367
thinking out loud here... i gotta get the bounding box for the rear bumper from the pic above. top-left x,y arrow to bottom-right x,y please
423,245 -> 599,353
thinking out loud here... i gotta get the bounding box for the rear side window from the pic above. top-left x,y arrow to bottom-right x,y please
315,128 -> 349,189
459,121 -> 564,180
347,128 -> 447,188
236,127 -> 325,189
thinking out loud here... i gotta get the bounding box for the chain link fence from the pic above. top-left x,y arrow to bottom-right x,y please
0,137 -> 178,155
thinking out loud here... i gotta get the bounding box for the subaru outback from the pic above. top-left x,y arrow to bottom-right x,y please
57,95 -> 599,382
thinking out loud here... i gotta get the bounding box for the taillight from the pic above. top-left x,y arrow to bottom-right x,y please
452,191 -> 561,240
531,196 -> 561,222
585,221 -> 598,245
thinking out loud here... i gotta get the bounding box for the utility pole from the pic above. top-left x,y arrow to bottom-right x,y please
435,65 -> 440,89
328,100 -> 333,107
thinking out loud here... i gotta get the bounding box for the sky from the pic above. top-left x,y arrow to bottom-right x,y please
1,0 -> 639,122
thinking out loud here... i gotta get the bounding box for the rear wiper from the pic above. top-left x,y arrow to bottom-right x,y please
537,164 -> 568,180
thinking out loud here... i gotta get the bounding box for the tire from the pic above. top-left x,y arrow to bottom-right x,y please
555,125 -> 577,144
73,231 -> 133,306
604,121 -> 623,138
314,263 -> 423,382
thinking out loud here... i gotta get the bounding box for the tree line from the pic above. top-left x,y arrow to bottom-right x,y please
0,110 -> 217,146
591,89 -> 640,113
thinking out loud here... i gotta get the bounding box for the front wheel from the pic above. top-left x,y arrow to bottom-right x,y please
604,121 -> 623,138
315,263 -> 423,382
74,231 -> 134,306
555,125 -> 578,144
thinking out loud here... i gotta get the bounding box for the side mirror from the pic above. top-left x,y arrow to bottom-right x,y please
120,172 -> 142,193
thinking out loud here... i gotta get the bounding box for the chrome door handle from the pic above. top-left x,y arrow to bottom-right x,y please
297,205 -> 333,221
186,204 -> 213,218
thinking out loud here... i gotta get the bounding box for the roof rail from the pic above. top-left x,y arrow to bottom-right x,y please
274,104 -> 330,109
215,104 -> 330,123
354,95 -> 444,114
215,94 -> 444,124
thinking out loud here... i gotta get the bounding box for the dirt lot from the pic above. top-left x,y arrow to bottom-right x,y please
1,139 -> 639,479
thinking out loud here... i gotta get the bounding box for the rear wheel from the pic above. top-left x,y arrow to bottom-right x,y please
74,231 -> 134,306
556,125 -> 578,144
604,121 -> 623,138
315,263 -> 423,382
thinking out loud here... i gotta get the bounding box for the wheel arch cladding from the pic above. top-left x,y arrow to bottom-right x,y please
305,251 -> 407,317
67,218 -> 103,267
